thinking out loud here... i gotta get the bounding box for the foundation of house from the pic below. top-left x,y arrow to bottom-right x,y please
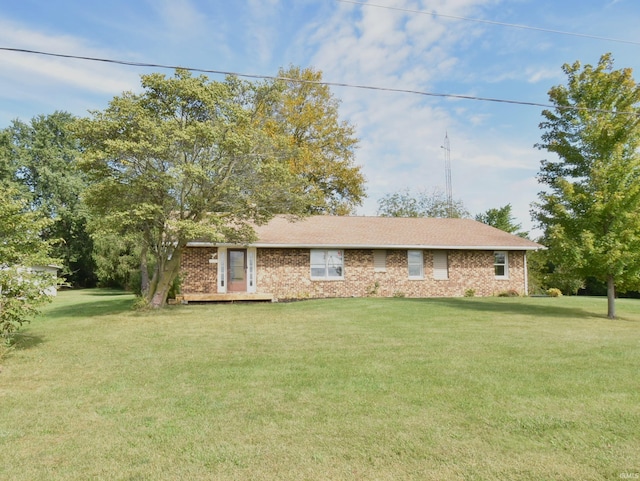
174,293 -> 274,303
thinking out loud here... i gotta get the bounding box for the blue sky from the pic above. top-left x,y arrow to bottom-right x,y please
1,0 -> 639,236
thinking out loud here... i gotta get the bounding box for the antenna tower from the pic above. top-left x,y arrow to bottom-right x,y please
442,132 -> 453,217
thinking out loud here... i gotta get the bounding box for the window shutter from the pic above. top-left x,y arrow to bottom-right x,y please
433,251 -> 448,280
373,250 -> 387,272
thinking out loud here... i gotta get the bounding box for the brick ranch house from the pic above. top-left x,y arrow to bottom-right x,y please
178,215 -> 543,302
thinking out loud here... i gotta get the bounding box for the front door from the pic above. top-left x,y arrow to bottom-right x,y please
227,249 -> 247,292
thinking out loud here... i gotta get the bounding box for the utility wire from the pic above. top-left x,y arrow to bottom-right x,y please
1,47 -> 637,116
337,0 -> 640,46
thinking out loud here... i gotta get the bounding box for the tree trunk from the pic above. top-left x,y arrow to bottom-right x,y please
149,247 -> 183,308
140,244 -> 149,297
607,275 -> 616,319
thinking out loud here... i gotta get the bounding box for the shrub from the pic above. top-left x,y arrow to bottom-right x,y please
497,289 -> 520,297
367,281 -> 380,297
393,291 -> 406,298
547,288 -> 563,297
168,274 -> 182,300
0,268 -> 55,340
464,288 -> 476,297
132,296 -> 151,310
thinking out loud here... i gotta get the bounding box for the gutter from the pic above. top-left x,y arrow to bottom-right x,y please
186,242 -> 543,251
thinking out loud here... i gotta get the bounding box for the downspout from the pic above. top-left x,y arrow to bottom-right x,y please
524,251 -> 529,296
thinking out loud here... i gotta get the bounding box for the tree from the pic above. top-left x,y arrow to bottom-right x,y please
377,188 -> 470,218
75,69 -> 341,308
91,232 -> 144,292
0,185 -> 57,340
3,112 -> 96,287
533,53 -> 640,319
0,129 -> 18,183
475,204 -> 529,238
263,66 -> 365,214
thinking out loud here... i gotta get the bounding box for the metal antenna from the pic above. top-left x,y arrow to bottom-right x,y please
441,132 -> 453,218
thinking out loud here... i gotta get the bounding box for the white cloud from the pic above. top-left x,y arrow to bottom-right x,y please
526,67 -> 560,84
0,18 -> 139,96
151,0 -> 207,39
297,0 -> 547,234
0,50 -> 134,95
246,0 -> 282,64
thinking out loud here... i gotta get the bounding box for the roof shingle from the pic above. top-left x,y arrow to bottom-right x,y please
244,216 -> 542,250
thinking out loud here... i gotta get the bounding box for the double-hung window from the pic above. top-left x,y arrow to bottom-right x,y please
408,250 -> 424,279
310,249 -> 344,280
494,251 -> 508,279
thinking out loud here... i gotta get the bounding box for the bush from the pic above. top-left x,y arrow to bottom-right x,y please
0,268 -> 55,340
497,289 -> 520,297
367,281 -> 380,297
547,288 -> 563,297
464,288 -> 476,297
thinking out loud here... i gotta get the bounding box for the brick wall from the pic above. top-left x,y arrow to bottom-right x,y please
181,247 -> 527,299
180,247 -> 218,293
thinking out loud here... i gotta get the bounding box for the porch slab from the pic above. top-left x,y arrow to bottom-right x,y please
175,293 -> 274,303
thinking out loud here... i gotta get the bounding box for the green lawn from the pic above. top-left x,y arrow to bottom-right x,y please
1,290 -> 639,480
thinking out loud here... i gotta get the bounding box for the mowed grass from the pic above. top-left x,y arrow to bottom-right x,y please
1,290 -> 639,480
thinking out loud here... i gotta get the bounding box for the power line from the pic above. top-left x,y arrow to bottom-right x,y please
337,0 -> 640,46
1,47 -> 637,116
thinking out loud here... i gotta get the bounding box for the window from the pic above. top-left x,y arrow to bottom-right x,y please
408,250 -> 424,279
373,250 -> 387,272
494,251 -> 508,278
311,249 -> 344,279
433,251 -> 448,280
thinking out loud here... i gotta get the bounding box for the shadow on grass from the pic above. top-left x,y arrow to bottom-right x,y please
78,289 -> 134,297
12,332 -> 45,350
43,289 -> 136,320
0,333 -> 45,360
398,297 -> 597,320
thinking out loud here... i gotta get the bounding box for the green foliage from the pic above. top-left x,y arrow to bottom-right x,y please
167,273 -> 182,300
526,248 -> 584,296
0,185 -> 54,266
475,204 -> 528,238
497,289 -> 520,297
464,288 -> 476,297
91,232 -> 144,291
0,267 -> 54,339
547,288 -> 563,297
76,68 -> 360,307
266,66 -> 365,215
366,280 -> 380,297
0,185 -> 57,339
131,295 -> 151,311
533,53 -> 640,318
377,188 -> 470,218
2,112 -> 96,287
0,130 -> 19,185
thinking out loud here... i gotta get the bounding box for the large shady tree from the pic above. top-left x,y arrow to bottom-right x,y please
76,69 -> 362,308
533,54 -> 640,319
266,66 -> 365,215
4,112 -> 96,287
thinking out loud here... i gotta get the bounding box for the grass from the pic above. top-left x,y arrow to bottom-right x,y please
1,290 -> 639,480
